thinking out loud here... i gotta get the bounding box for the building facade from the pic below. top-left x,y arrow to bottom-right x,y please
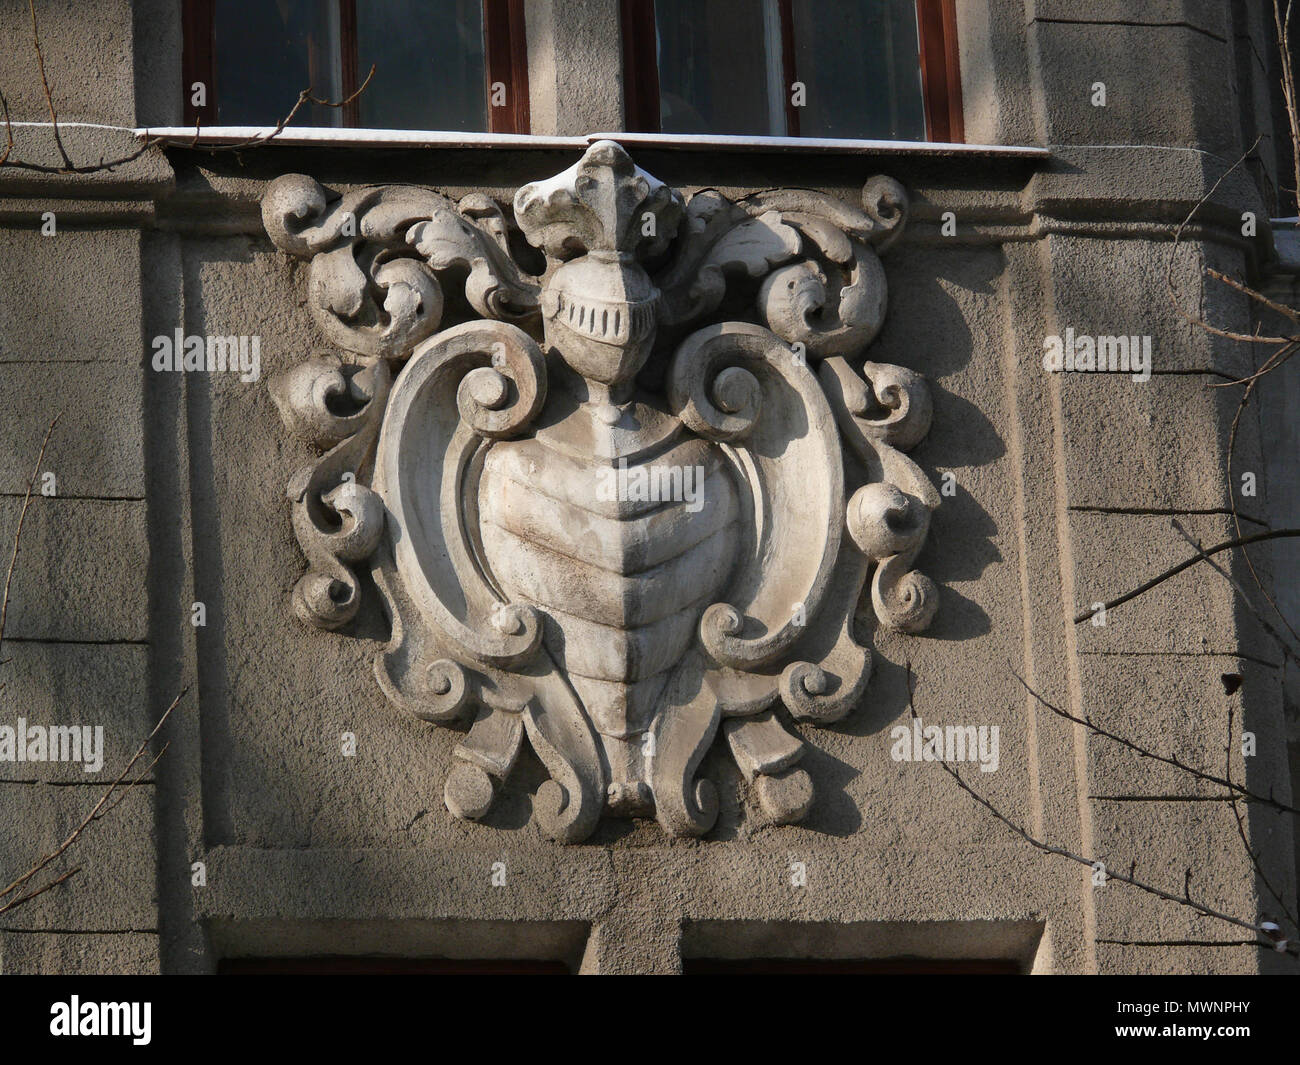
0,0 -> 1297,974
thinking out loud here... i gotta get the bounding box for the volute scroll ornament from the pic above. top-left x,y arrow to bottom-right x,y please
263,141 -> 940,842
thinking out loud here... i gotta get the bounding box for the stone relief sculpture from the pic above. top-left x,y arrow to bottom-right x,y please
262,141 -> 938,842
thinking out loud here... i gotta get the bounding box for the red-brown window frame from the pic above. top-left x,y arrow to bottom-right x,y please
621,0 -> 964,143
182,0 -> 530,134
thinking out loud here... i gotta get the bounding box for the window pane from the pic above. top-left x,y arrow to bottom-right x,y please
654,0 -> 782,136
649,0 -> 928,141
356,0 -> 487,131
215,1 -> 343,127
790,0 -> 926,140
212,1 -> 490,132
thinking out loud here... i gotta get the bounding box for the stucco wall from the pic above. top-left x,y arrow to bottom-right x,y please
0,0 -> 1295,975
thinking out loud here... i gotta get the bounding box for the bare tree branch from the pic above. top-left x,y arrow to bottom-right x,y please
910,665 -> 1297,956
0,2 -> 377,177
1073,527 -> 1300,625
1169,518 -> 1300,665
1007,665 -> 1300,817
0,688 -> 186,917
25,0 -> 70,169
0,411 -> 60,659
1222,703 -> 1300,932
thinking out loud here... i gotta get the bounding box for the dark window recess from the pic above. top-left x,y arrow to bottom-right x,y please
622,0 -> 963,142
684,958 -> 1021,974
182,0 -> 529,133
219,957 -> 571,974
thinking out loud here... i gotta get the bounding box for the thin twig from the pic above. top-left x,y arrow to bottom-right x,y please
0,56 -> 375,175
1223,353 -> 1300,647
1008,666 -> 1300,817
0,687 -> 187,910
27,0 -> 70,169
1073,527 -> 1300,624
909,665 -> 1298,957
0,866 -> 79,917
1278,0 -> 1300,214
0,412 -> 60,659
1169,518 -> 1300,665
1207,338 -> 1300,388
1223,703 -> 1300,932
0,89 -> 13,168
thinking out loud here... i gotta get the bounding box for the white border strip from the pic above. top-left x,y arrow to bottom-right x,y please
131,125 -> 1049,157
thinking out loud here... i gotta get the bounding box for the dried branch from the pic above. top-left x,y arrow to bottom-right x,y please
1220,356 -> 1300,651
0,688 -> 186,917
1276,0 -> 1300,212
1007,666 -> 1300,817
0,89 -> 14,168
910,665 -> 1297,957
1169,518 -> 1300,665
1073,527 -> 1300,625
0,411 -> 60,659
1222,703 -> 1300,933
25,0 -> 69,169
0,0 -> 376,177
0,866 -> 79,914
0,417 -> 186,918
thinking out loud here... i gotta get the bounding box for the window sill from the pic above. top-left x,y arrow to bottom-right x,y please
135,125 -> 1048,158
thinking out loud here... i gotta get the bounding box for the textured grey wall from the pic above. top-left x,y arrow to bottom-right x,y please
0,0 -> 1294,975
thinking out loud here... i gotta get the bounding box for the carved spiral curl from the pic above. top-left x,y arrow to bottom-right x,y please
318,481 -> 385,561
271,357 -> 391,451
308,252 -> 445,360
848,482 -> 938,634
780,661 -> 830,714
847,482 -> 924,560
669,345 -> 763,441
655,776 -> 720,838
290,479 -> 385,630
757,245 -> 887,359
417,658 -> 471,723
292,571 -> 361,630
261,173 -> 340,255
698,603 -> 751,667
779,643 -> 872,725
452,333 -> 547,439
862,175 -> 910,253
873,561 -> 939,634
857,364 -> 930,452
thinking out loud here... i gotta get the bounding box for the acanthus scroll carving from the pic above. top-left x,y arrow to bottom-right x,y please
262,140 -> 940,842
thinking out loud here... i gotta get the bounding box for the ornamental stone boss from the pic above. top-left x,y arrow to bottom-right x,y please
261,141 -> 938,843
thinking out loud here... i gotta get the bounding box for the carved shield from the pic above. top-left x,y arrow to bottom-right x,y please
263,141 -> 939,842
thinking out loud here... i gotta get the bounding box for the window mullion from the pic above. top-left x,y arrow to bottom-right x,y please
339,0 -> 359,128
777,0 -> 799,137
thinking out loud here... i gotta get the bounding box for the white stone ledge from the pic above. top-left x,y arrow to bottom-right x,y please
132,124 -> 1049,158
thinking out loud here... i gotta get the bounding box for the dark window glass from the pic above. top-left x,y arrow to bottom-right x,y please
197,0 -> 520,132
219,957 -> 571,973
645,0 -> 929,140
789,0 -> 925,139
214,1 -> 343,127
654,0 -> 782,136
356,0 -> 486,132
684,958 -> 1021,974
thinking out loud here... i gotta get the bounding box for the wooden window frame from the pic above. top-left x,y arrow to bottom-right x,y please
182,0 -> 529,134
621,0 -> 964,143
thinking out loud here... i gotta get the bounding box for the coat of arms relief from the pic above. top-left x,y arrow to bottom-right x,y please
261,141 -> 938,843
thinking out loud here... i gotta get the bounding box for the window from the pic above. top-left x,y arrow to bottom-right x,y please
683,958 -> 1020,974
182,0 -> 529,133
219,957 -> 570,974
622,0 -> 963,142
